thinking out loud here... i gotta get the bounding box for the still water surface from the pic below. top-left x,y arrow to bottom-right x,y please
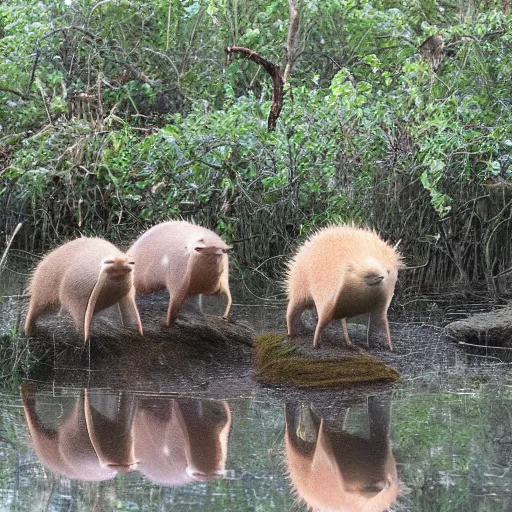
0,378 -> 511,511
0,272 -> 511,511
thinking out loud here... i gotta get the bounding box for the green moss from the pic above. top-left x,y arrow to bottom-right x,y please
255,333 -> 400,389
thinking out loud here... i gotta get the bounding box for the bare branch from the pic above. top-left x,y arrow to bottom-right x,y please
26,48 -> 40,96
0,88 -> 29,100
225,46 -> 284,131
283,0 -> 300,84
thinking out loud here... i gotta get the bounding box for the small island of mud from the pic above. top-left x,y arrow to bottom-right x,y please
4,294 -> 402,393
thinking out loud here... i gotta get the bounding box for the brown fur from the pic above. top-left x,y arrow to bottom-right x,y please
129,221 -> 232,326
24,237 -> 143,341
285,397 -> 399,512
286,225 -> 401,349
134,397 -> 231,486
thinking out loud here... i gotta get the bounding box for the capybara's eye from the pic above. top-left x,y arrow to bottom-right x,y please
128,261 -> 135,265
195,247 -> 204,252
222,248 -> 230,253
104,259 -> 115,264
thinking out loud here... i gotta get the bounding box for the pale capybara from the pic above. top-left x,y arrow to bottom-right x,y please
128,221 -> 232,326
24,237 -> 143,341
21,385 -> 118,481
286,225 -> 402,349
284,397 -> 399,512
134,397 -> 231,486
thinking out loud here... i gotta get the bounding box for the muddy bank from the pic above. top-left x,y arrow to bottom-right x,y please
0,291 -> 474,402
14,293 -> 253,392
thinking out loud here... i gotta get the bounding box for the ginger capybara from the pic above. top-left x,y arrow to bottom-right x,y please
24,237 -> 143,341
285,225 -> 401,349
128,221 -> 232,326
284,397 -> 399,512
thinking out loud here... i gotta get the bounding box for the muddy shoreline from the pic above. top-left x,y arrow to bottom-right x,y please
0,291 -> 500,408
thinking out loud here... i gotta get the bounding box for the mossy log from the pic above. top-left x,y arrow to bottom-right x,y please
254,333 -> 400,389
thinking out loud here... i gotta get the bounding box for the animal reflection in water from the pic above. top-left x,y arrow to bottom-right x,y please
21,385 -> 231,485
285,396 -> 399,512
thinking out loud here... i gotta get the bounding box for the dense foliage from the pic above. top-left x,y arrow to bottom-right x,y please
1,0 -> 512,292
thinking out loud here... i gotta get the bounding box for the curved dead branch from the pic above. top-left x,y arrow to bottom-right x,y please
225,46 -> 284,131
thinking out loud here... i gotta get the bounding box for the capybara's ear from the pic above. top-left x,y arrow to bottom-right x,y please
194,239 -> 207,252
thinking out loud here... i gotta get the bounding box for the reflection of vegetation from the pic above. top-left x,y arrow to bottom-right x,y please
255,333 -> 400,388
392,383 -> 512,511
0,383 -> 511,510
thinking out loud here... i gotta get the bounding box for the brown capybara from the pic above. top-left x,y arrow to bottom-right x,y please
24,237 -> 143,341
285,225 -> 402,349
284,397 -> 399,512
128,221 -> 232,326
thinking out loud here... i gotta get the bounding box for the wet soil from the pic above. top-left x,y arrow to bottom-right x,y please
0,291 -> 497,409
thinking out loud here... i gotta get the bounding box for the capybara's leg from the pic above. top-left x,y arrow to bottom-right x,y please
118,292 -> 143,335
222,286 -> 232,321
24,299 -> 45,337
286,298 -> 305,337
219,266 -> 232,320
68,303 -> 87,340
367,395 -> 391,441
165,291 -> 187,327
367,310 -> 392,351
341,318 -> 352,347
313,306 -> 332,348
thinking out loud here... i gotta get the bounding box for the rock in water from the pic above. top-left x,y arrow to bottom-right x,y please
446,306 -> 512,348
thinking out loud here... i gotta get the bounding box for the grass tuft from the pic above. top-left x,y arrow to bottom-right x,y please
255,333 -> 400,388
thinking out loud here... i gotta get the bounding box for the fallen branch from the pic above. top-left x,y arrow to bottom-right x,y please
225,46 -> 284,131
0,88 -> 29,100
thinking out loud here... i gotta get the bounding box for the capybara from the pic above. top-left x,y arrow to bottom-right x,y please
128,221 -> 232,326
134,397 -> 231,486
22,385 -> 118,481
285,225 -> 401,349
24,237 -> 143,341
284,397 -> 399,512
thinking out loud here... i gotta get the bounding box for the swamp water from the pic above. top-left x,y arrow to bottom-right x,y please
0,269 -> 512,511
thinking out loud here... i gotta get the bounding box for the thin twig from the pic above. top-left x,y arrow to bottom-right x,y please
0,223 -> 23,274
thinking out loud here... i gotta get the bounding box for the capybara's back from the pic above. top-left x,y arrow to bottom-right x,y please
25,238 -> 117,323
286,225 -> 401,348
